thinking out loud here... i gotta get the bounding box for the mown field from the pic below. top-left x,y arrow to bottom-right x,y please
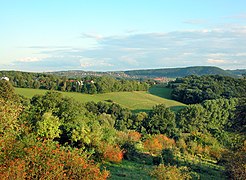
15,86 -> 185,112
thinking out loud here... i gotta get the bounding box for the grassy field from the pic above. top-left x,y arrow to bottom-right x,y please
15,86 -> 185,112
105,160 -> 152,180
103,153 -> 227,180
105,156 -> 226,180
148,84 -> 172,99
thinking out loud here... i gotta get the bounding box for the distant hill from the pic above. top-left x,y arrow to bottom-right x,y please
3,66 -> 244,80
227,69 -> 246,77
47,66 -> 241,79
123,66 -> 235,78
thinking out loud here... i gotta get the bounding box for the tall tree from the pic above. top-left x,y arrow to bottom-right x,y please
144,104 -> 176,137
0,80 -> 19,102
176,104 -> 206,133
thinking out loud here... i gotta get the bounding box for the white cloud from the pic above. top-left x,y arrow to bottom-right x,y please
9,25 -> 246,71
78,27 -> 246,69
80,58 -> 114,68
82,33 -> 104,40
224,13 -> 246,19
119,55 -> 139,65
207,59 -> 226,64
183,52 -> 193,56
235,53 -> 246,56
80,62 -> 94,68
207,53 -> 227,57
17,57 -> 41,62
27,46 -> 72,49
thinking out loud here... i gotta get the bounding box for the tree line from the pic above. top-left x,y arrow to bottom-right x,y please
168,75 -> 246,104
0,71 -> 149,94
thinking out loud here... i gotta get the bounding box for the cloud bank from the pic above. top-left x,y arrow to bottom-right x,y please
8,26 -> 246,71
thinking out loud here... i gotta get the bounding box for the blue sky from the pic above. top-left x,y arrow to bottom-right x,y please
1,0 -> 246,71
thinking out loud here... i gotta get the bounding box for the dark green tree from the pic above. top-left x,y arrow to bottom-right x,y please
88,83 -> 97,94
232,98 -> 246,134
176,104 -> 206,133
144,104 -> 176,137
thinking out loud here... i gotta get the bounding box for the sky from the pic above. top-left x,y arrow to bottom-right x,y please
1,0 -> 246,72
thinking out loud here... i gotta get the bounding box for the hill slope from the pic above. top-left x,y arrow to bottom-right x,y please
47,66 -> 237,79
227,69 -> 246,77
124,66 -> 235,78
15,87 -> 185,112
2,66 -> 242,80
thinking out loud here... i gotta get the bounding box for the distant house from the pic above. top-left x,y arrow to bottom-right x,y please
85,80 -> 94,84
76,80 -> 84,86
153,77 -> 170,83
1,76 -> 9,81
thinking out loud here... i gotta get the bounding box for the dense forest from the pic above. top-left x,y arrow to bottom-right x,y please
168,75 -> 246,104
0,73 -> 245,179
0,71 -> 149,94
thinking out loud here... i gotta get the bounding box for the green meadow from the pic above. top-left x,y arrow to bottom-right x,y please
15,86 -> 185,112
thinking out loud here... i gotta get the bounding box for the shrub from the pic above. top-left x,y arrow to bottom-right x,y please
156,134 -> 176,149
0,98 -> 22,138
116,131 -> 141,145
176,138 -> 187,154
209,146 -> 224,160
36,112 -> 61,140
150,164 -> 191,180
0,141 -> 109,180
143,137 -> 163,155
127,131 -> 142,142
105,99 -> 113,103
143,134 -> 175,155
161,149 -> 176,165
187,141 -> 198,155
99,143 -> 124,163
115,131 -> 142,160
185,132 -> 224,159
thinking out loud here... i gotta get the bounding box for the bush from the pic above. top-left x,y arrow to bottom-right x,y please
143,134 -> 175,155
99,143 -> 124,163
156,134 -> 176,149
115,131 -> 143,160
143,137 -> 163,155
0,141 -> 109,180
176,138 -> 187,154
116,131 -> 141,145
161,149 -> 176,166
0,98 -> 22,138
184,132 -> 224,159
150,164 -> 191,180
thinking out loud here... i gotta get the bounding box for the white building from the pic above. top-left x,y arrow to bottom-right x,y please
1,76 -> 9,81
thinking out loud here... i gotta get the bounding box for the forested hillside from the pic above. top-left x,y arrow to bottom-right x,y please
3,66 -> 244,82
49,66 -> 242,79
124,66 -> 235,78
168,75 -> 246,104
227,69 -> 246,76
0,76 -> 245,179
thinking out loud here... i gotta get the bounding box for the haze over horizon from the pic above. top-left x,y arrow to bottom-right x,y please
1,0 -> 246,72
